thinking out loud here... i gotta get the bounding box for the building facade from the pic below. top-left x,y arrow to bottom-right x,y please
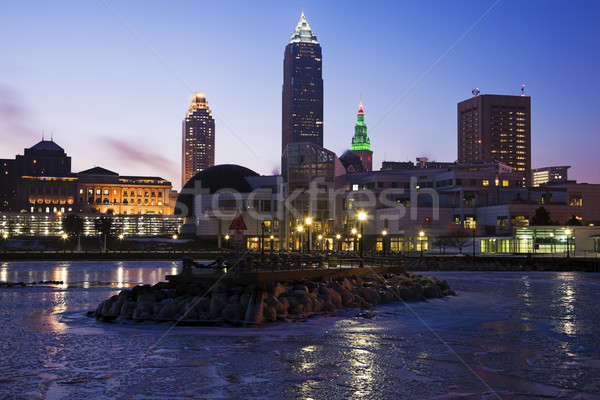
532,165 -> 570,187
1,140 -> 71,211
351,102 -> 373,171
0,212 -> 182,238
182,92 -> 215,188
282,13 -> 324,153
458,94 -> 531,185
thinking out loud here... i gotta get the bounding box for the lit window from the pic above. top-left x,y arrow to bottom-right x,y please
482,180 -> 489,187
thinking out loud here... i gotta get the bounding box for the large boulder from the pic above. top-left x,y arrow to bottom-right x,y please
339,289 -> 355,307
423,284 -> 442,299
244,291 -> 265,325
222,302 -> 245,324
359,287 -> 379,305
121,301 -> 137,318
264,304 -> 278,322
132,302 -> 154,320
157,299 -> 179,321
209,292 -> 227,319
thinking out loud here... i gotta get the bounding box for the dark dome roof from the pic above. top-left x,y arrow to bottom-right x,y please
30,140 -> 64,152
175,164 -> 259,218
339,150 -> 365,173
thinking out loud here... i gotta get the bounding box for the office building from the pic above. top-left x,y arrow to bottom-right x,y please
182,92 -> 215,188
282,13 -> 324,153
458,94 -> 531,185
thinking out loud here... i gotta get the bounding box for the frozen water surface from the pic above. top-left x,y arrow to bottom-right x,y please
1,261 -> 600,399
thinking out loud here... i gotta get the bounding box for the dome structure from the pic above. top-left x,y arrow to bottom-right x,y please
175,164 -> 259,218
339,150 -> 366,174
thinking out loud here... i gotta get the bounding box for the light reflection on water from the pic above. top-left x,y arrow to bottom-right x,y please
556,275 -> 577,336
0,261 -> 183,288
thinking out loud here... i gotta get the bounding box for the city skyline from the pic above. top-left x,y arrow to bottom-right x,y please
1,1 -> 599,189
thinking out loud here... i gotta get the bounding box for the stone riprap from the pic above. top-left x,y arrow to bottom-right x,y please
94,271 -> 455,326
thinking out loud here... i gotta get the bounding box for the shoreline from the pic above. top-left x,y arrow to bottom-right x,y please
1,252 -> 599,272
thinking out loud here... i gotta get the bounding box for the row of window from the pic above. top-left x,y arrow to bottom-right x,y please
81,188 -> 163,197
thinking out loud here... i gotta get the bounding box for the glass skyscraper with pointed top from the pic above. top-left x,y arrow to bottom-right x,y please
282,13 -> 323,154
182,92 -> 215,188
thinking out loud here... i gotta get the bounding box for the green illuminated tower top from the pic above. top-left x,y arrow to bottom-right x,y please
351,102 -> 371,151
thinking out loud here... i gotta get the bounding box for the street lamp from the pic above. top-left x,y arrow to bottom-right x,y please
317,234 -> 323,251
118,233 -> 124,252
565,228 -> 572,258
381,230 -> 388,255
419,230 -> 425,257
297,225 -> 304,252
224,234 -> 230,249
305,217 -> 312,252
172,234 -> 178,240
357,211 -> 368,259
351,227 -> 358,253
335,233 -> 341,252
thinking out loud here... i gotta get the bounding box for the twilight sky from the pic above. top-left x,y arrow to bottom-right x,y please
1,0 -> 599,189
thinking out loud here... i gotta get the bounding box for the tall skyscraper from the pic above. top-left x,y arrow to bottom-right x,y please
458,94 -> 531,185
351,102 -> 373,171
182,92 -> 215,187
282,12 -> 323,154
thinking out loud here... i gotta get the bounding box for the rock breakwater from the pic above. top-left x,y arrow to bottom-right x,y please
94,271 -> 455,326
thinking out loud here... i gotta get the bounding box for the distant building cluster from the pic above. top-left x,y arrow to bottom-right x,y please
1,12 -> 597,252
0,140 -> 178,237
177,13 -> 600,255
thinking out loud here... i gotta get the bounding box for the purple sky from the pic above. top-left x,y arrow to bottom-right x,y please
1,1 -> 599,189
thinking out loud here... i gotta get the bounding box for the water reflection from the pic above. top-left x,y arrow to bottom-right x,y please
48,290 -> 68,333
0,261 -> 184,288
117,266 -> 124,288
556,274 -> 577,336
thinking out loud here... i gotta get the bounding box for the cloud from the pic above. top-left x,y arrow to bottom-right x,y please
0,84 -> 36,142
101,137 -> 179,183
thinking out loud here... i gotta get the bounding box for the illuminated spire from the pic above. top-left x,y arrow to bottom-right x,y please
352,102 -> 371,151
290,12 -> 318,44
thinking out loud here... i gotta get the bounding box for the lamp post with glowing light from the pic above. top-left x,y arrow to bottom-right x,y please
335,233 -> 341,252
260,221 -> 266,258
296,225 -> 304,252
61,233 -> 68,253
351,227 -> 358,254
565,228 -> 572,258
357,211 -> 368,259
224,234 -> 230,249
1,232 -> 7,253
419,230 -> 425,257
317,234 -> 323,251
381,230 -> 388,255
305,217 -> 312,252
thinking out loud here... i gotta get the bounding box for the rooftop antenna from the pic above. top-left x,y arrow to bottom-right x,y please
472,88 -> 480,97
520,83 -> 526,96
42,130 -> 45,141
50,132 -> 53,141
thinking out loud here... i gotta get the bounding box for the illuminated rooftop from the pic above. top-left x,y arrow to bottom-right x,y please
289,12 -> 318,44
187,92 -> 211,116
